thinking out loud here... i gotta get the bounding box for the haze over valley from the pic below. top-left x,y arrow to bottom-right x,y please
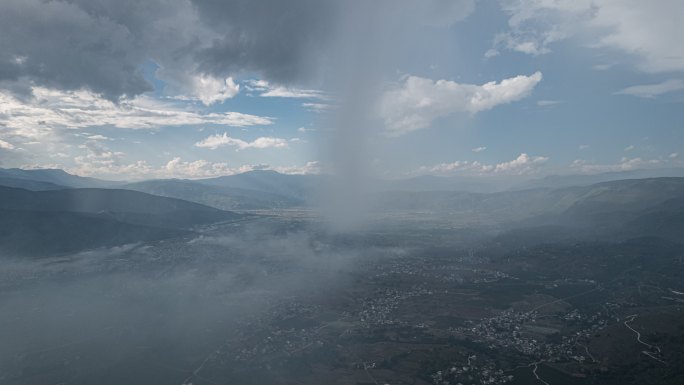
1,1 -> 683,384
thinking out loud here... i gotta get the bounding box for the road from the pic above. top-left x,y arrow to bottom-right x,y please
623,314 -> 667,366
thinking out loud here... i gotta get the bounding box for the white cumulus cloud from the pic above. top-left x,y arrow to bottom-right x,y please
418,152 -> 549,176
493,153 -> 549,174
67,156 -> 320,180
272,161 -> 322,175
188,75 -> 240,105
194,133 -> 289,151
379,72 -> 542,135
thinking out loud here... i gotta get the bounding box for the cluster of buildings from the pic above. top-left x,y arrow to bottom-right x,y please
357,286 -> 437,327
452,307 -> 611,366
231,301 -> 324,362
369,255 -> 515,286
431,355 -> 514,385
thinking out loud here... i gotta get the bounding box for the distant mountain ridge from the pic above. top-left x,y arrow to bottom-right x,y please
1,166 -> 683,256
0,168 -> 120,189
0,208 -> 186,257
0,176 -> 65,191
0,186 -> 243,257
123,174 -> 308,211
517,168 -> 684,190
0,186 -> 241,229
196,170 -> 321,199
2,167 -> 684,219
492,177 -> 684,245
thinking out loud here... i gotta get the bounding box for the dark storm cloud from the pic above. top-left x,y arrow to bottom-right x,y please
0,0 -> 476,100
0,0 -> 151,99
192,0 -> 335,84
0,0 -> 336,100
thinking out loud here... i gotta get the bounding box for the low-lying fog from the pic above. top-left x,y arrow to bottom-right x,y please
3,175 -> 683,384
0,216 -> 430,384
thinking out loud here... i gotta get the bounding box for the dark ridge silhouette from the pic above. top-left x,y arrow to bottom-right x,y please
0,168 -> 119,188
0,186 -> 243,256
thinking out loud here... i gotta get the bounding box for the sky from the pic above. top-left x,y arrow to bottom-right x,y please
0,0 -> 683,181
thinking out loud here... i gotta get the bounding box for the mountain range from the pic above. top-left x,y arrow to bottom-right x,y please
0,185 -> 242,257
1,167 -> 683,256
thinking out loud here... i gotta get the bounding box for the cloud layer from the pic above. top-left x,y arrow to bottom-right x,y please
492,0 -> 684,73
65,156 -> 320,180
0,87 -> 272,141
615,79 -> 684,98
419,153 -> 549,176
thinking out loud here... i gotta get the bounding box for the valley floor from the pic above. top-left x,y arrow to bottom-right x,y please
1,215 -> 683,385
